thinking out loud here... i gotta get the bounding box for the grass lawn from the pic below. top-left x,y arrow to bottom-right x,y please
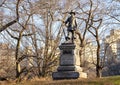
1,76 -> 120,85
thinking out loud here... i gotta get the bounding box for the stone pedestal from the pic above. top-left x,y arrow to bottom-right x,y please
52,43 -> 87,79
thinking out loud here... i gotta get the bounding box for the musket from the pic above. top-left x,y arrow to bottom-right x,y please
63,28 -> 67,41
58,19 -> 68,41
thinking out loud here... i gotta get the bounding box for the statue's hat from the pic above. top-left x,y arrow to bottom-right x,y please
69,10 -> 75,15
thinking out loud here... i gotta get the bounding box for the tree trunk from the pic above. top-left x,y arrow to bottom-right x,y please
79,49 -> 83,67
15,39 -> 20,78
41,66 -> 46,77
16,62 -> 21,78
96,66 -> 102,78
15,30 -> 23,78
96,31 -> 102,78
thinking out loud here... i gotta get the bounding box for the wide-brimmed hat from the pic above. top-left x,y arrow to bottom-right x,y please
69,10 -> 75,15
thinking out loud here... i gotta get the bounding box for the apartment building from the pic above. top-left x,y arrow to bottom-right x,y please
104,29 -> 120,62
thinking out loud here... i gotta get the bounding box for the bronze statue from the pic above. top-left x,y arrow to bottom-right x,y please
64,10 -> 77,43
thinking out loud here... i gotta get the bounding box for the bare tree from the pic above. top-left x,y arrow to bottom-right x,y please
6,13 -> 34,78
25,0 -> 64,77
85,0 -> 103,78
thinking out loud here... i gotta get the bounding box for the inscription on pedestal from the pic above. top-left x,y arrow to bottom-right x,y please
63,50 -> 72,54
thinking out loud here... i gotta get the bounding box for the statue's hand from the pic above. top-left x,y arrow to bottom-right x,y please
58,19 -> 65,23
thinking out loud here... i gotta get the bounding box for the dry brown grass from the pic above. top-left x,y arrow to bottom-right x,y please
0,76 -> 120,85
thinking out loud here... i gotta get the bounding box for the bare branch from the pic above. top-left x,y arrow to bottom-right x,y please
0,0 -> 20,32
0,20 -> 17,32
49,11 -> 54,21
75,30 -> 83,43
6,30 -> 18,40
10,28 -> 20,33
22,32 -> 35,37
0,0 -> 6,7
109,15 -> 120,23
88,28 -> 96,37
97,19 -> 102,28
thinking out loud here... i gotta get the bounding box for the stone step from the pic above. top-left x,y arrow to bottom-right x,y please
52,71 -> 79,80
57,66 -> 83,72
52,71 -> 87,80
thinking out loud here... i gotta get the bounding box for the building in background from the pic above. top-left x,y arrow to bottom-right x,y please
101,29 -> 120,76
104,29 -> 120,62
82,29 -> 120,68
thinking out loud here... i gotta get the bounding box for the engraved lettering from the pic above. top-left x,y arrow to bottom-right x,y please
63,50 -> 72,54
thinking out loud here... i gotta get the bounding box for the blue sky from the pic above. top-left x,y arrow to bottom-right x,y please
0,0 -> 120,45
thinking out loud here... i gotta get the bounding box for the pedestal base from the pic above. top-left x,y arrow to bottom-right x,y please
52,71 -> 87,80
52,71 -> 79,79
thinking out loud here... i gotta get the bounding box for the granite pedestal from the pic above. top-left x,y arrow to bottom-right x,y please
52,43 -> 87,79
